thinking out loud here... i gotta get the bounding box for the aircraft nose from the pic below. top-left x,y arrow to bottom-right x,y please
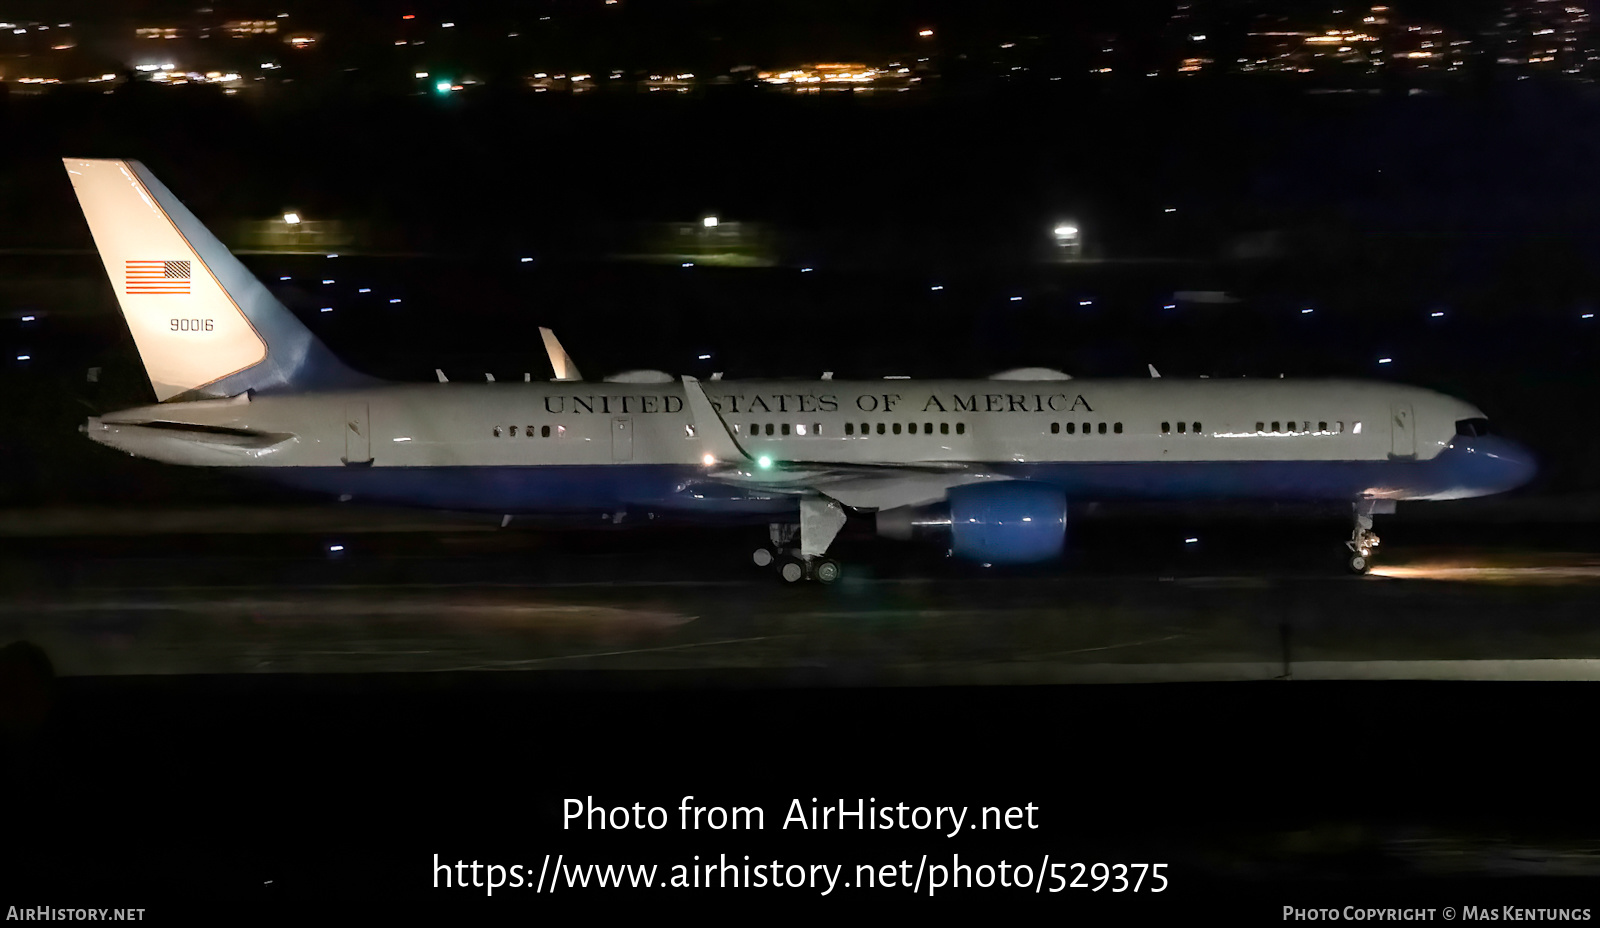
1467,434 -> 1538,493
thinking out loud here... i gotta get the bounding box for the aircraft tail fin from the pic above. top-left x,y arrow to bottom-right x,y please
63,158 -> 372,402
539,327 -> 583,381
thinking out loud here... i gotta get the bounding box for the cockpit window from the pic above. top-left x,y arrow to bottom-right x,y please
1455,418 -> 1494,437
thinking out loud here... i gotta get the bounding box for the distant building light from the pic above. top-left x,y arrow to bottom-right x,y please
282,212 -> 301,224
415,71 -> 428,78
1054,224 -> 1078,237
702,216 -> 718,228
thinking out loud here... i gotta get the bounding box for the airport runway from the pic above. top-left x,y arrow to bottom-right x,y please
3,510 -> 1599,682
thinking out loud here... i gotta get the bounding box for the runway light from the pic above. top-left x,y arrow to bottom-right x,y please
682,262 -> 694,267
282,212 -> 301,224
389,298 -> 402,303
436,81 -> 452,93
328,544 -> 344,552
1431,311 -> 1445,317
698,354 -> 711,360
801,267 -> 813,272
520,257 -> 533,262
1378,358 -> 1392,364
21,315 -> 34,322
1583,313 -> 1595,319
16,355 -> 30,361
1302,308 -> 1314,314
1054,224 -> 1078,237
1164,208 -> 1177,213
1164,304 -> 1176,310
320,307 -> 332,312
326,253 -> 338,258
1010,296 -> 1022,302
758,455 -> 773,469
702,216 -> 719,228
393,437 -> 412,442
1185,537 -> 1199,544
1079,300 -> 1092,306
415,71 -> 429,78
931,285 -> 943,291
702,454 -> 716,466
322,279 -> 334,284
280,276 -> 291,280
358,288 -> 370,293
919,29 -> 934,37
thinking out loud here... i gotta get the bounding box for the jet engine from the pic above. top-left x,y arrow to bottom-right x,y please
875,481 -> 1067,564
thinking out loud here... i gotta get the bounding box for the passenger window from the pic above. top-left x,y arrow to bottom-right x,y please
1114,422 -> 1123,434
1051,422 -> 1060,434
1256,422 -> 1264,433
1192,422 -> 1200,434
908,422 -> 917,434
527,425 -> 536,437
732,424 -> 740,435
892,423 -> 902,435
1082,422 -> 1090,434
861,422 -> 869,435
557,425 -> 566,438
781,424 -> 791,436
1098,422 -> 1107,434
685,424 -> 697,439
1271,421 -> 1280,433
1066,422 -> 1075,434
1336,421 -> 1344,433
796,424 -> 807,436
1176,422 -> 1185,434
877,423 -> 886,435
492,426 -> 502,437
1353,421 -> 1362,434
814,423 -> 822,435
765,423 -> 775,436
924,422 -> 932,433
1318,421 -> 1328,433
1162,422 -> 1170,434
846,423 -> 854,436
956,423 -> 966,435
940,422 -> 949,435
507,426 -> 517,437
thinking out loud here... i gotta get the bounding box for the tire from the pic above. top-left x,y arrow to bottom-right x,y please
1348,553 -> 1370,574
778,558 -> 806,583
813,559 -> 841,584
752,548 -> 774,567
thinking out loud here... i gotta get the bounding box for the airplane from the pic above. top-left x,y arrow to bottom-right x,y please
64,158 -> 1537,581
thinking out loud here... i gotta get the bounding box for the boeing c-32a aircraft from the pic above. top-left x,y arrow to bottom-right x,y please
65,158 -> 1537,581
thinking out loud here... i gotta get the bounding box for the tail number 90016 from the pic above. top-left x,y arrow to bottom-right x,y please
170,318 -> 215,331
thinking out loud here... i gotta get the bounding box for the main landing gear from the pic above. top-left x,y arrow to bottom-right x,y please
1345,499 -> 1394,574
752,497 -> 847,584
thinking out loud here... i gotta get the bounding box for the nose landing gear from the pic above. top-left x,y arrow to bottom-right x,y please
1345,499 -> 1394,574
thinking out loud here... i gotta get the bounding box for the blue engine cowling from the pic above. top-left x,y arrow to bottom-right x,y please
876,481 -> 1067,564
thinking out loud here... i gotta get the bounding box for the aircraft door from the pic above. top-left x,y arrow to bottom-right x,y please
344,402 -> 373,465
1390,402 -> 1415,459
612,417 -> 634,462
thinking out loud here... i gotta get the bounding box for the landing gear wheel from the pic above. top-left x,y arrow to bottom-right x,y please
813,559 -> 841,584
778,557 -> 806,584
1348,553 -> 1371,575
752,548 -> 774,568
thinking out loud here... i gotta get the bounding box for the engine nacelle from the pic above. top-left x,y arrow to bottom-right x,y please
876,481 -> 1067,564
